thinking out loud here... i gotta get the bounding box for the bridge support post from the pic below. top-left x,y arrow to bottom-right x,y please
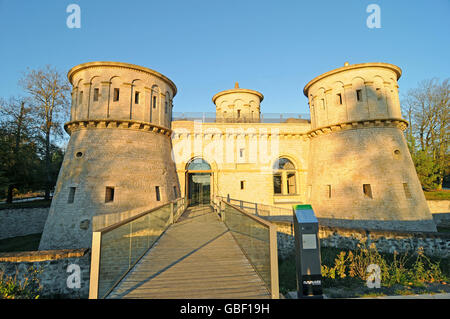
89,231 -> 101,299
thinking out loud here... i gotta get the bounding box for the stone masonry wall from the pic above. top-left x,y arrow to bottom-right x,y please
275,221 -> 450,259
0,207 -> 49,240
0,249 -> 90,298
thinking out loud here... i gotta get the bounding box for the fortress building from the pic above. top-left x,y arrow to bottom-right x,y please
39,61 -> 436,250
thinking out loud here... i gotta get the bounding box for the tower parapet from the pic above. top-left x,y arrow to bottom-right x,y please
39,62 -> 180,250
304,62 -> 436,232
213,82 -> 263,123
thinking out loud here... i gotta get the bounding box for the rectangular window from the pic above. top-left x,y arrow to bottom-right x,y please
79,91 -> 83,104
287,173 -> 296,194
403,183 -> 412,199
237,109 -> 241,118
173,186 -> 178,198
155,186 -> 161,201
273,175 -> 282,194
152,96 -> 157,109
240,181 -> 245,190
165,101 -> 168,114
105,187 -> 115,203
356,89 -> 363,102
336,93 -> 342,105
135,91 -> 140,104
363,184 -> 372,199
239,148 -> 244,158
93,88 -> 99,102
376,88 -> 382,100
321,98 -> 325,109
68,187 -> 76,204
113,88 -> 120,101
326,185 -> 331,198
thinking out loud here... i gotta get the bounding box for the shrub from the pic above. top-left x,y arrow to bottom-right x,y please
321,241 -> 448,288
0,266 -> 42,299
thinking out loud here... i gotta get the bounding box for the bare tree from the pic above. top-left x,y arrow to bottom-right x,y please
19,65 -> 70,199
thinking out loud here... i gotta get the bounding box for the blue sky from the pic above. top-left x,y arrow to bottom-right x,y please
0,0 -> 449,115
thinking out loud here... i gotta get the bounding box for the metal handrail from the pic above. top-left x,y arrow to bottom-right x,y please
218,195 -> 291,217
213,197 -> 279,299
89,197 -> 187,299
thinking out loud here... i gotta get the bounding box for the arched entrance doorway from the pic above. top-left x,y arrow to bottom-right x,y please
186,158 -> 211,206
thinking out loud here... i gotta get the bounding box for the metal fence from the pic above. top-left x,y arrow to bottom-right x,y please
172,112 -> 310,123
217,196 -> 292,217
212,197 -> 279,299
89,197 -> 187,299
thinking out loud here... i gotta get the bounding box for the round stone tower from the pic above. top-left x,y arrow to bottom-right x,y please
213,82 -> 263,123
39,62 -> 180,250
303,62 -> 436,232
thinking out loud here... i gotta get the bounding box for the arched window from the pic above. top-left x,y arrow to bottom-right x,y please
273,158 -> 297,195
187,158 -> 211,171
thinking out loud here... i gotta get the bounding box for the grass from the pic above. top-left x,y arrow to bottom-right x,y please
0,199 -> 51,210
424,189 -> 450,200
0,233 -> 42,252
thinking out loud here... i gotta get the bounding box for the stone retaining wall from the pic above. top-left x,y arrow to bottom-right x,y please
0,249 -> 90,298
0,207 -> 49,240
427,200 -> 450,214
275,221 -> 450,259
427,200 -> 450,227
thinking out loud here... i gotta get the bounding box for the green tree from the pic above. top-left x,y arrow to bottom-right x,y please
402,78 -> 449,190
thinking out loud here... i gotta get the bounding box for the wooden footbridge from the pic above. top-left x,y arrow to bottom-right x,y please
89,199 -> 279,299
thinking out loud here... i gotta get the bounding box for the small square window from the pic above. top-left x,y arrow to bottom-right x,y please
135,91 -> 140,104
363,184 -> 372,199
93,88 -> 99,102
105,187 -> 114,203
403,183 -> 412,199
68,187 -> 76,204
113,88 -> 120,102
155,186 -> 161,201
356,89 -> 363,102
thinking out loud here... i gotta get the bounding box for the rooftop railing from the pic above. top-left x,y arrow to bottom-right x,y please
89,197 -> 187,299
172,112 -> 310,123
212,197 -> 279,299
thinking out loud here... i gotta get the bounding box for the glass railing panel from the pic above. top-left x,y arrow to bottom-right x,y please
98,221 -> 132,298
223,204 -> 271,290
97,203 -> 172,298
